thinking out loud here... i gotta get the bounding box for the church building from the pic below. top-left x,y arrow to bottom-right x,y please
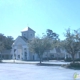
11,27 -> 39,60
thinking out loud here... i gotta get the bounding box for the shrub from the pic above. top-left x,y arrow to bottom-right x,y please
69,63 -> 80,68
64,58 -> 72,62
0,59 -> 2,63
75,59 -> 80,61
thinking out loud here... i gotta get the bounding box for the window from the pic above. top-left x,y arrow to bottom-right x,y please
31,34 -> 32,36
14,54 -> 16,57
14,49 -> 16,52
25,52 -> 27,56
18,55 -> 20,59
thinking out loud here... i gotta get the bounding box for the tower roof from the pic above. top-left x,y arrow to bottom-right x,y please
21,27 -> 28,32
21,27 -> 35,32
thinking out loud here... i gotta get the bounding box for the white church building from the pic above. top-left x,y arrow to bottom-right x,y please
11,27 -> 39,61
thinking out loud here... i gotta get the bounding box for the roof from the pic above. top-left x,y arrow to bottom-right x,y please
20,36 -> 28,42
21,27 -> 28,32
12,36 -> 28,46
21,27 -> 35,32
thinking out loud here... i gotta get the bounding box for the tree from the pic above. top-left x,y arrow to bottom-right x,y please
0,34 -> 5,61
46,29 -> 60,48
0,33 -> 14,61
29,36 -> 53,64
0,33 -> 14,50
0,42 -> 4,61
62,28 -> 80,63
5,36 -> 14,49
0,34 -> 5,52
46,29 -> 59,40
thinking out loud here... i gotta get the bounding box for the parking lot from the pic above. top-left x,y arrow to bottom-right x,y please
0,63 -> 80,80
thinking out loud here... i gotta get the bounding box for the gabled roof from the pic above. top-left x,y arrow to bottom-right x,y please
12,36 -> 28,46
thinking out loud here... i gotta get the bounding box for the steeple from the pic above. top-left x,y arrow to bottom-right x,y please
21,27 -> 35,40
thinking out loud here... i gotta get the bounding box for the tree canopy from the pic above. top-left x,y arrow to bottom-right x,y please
46,29 -> 59,40
62,28 -> 80,63
29,36 -> 53,63
0,33 -> 14,53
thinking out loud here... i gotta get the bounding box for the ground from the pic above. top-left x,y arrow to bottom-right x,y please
0,62 -> 80,80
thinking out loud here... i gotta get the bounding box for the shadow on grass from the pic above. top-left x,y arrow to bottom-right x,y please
36,63 -> 80,70
36,63 -> 62,66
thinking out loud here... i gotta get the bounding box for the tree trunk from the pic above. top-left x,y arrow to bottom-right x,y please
47,51 -> 49,61
39,51 -> 42,64
40,56 -> 42,64
40,59 -> 41,64
72,55 -> 75,64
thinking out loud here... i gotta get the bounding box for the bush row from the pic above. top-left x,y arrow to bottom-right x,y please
64,58 -> 80,62
69,63 -> 80,68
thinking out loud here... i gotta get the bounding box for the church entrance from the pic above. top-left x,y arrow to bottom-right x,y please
17,45 -> 23,60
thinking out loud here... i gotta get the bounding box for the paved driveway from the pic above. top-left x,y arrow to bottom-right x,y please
0,63 -> 80,80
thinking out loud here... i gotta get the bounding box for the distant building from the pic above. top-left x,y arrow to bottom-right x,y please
0,49 -> 12,60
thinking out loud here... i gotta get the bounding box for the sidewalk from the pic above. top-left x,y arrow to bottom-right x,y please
2,60 -> 70,65
2,60 -> 39,64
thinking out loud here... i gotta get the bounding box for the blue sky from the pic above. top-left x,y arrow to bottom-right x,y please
0,0 -> 80,40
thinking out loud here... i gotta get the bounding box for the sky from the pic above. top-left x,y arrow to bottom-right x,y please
0,0 -> 80,40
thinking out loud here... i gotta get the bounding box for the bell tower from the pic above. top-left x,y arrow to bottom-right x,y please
21,27 -> 35,40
